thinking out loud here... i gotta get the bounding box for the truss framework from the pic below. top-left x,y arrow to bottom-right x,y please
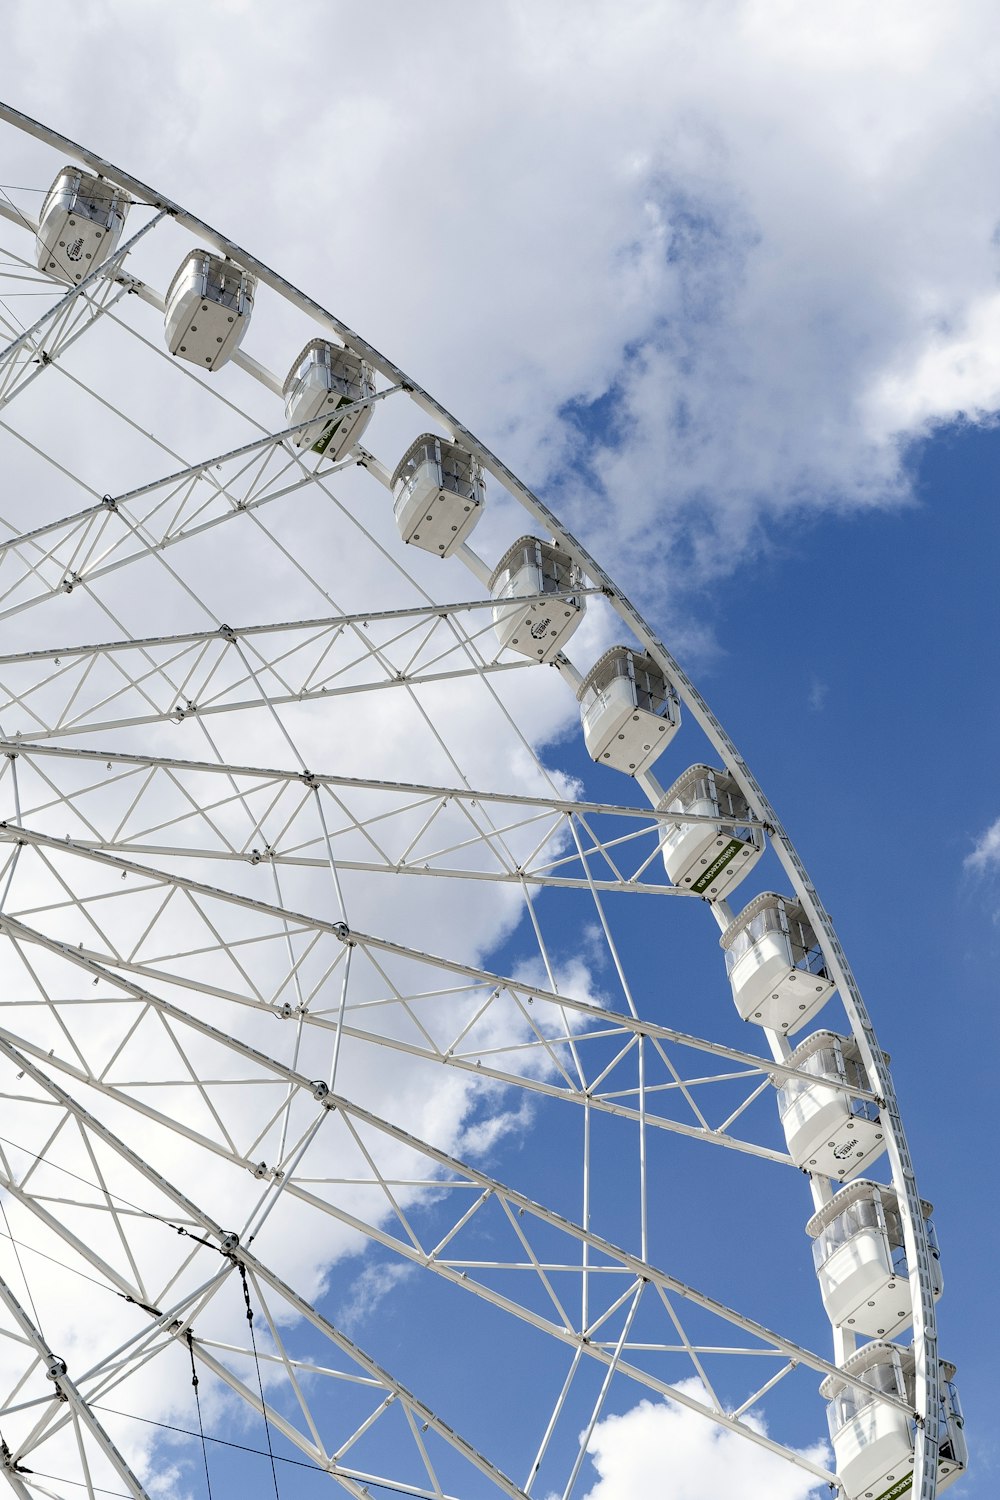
0,743 -> 761,901
0,101 -> 947,1500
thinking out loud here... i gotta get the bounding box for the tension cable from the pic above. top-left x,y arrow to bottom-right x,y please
187,1331 -> 214,1500
238,1261 -> 281,1500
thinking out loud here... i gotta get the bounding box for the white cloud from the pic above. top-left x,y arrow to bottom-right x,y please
7,0 -> 1000,610
338,1259 -> 414,1333
455,1093 -> 534,1158
966,815 -> 1000,872
808,678 -> 828,713
581,1383 -> 830,1500
0,6 -> 989,1492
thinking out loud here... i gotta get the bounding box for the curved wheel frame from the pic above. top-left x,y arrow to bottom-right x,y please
0,99 -> 942,1500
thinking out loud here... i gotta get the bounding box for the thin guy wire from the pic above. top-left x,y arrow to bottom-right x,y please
238,1263 -> 281,1500
187,1331 -> 214,1500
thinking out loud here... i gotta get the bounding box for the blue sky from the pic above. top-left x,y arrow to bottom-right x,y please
0,4 -> 997,1498
664,419 -> 1000,1490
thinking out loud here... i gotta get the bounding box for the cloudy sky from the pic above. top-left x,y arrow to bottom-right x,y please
0,3 -> 997,1498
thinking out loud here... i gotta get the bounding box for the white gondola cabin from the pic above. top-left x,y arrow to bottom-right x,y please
283,340 -> 375,457
820,1344 -> 966,1500
776,1030 -> 886,1179
392,434 -> 484,556
490,536 -> 583,661
806,1181 -> 942,1338
165,251 -> 255,370
659,764 -> 764,897
36,166 -> 130,284
578,647 -> 680,775
721,893 -> 835,1033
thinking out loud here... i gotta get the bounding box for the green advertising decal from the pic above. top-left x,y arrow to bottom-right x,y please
874,1472 -> 914,1500
690,838 -> 743,894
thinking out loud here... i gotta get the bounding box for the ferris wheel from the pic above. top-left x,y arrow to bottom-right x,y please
0,101 -> 965,1500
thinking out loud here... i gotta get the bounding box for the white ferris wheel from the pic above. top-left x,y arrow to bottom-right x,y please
0,102 -> 966,1500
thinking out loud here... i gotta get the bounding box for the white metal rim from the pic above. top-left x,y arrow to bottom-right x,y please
0,100 -> 943,1500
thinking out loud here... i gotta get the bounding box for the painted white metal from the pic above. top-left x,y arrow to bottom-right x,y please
1,209 -> 167,413
164,249 -> 255,368
0,395 -> 399,623
0,1038 -> 535,1500
392,433 -> 485,555
721,893 -> 836,1033
0,744 -> 710,894
283,338 -> 376,455
0,1026 -> 892,1490
0,834 -> 868,1127
578,647 -> 681,776
776,1030 -> 886,1179
0,609 -> 534,742
0,740 -> 767,830
806,1181 -> 942,1339
659,763 -> 764,896
0,1272 -> 154,1500
35,165 -> 130,283
0,100 -> 951,1500
820,1345 -> 966,1500
490,536 -> 583,660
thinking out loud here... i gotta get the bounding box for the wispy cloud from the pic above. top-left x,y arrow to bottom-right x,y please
338,1262 -> 415,1334
456,1095 -> 535,1157
966,816 -> 1000,872
808,678 -> 828,713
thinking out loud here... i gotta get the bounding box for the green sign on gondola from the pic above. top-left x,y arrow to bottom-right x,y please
874,1473 -> 914,1500
311,418 -> 342,455
690,838 -> 743,894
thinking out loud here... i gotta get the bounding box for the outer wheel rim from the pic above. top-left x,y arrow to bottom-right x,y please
0,100 -> 943,1500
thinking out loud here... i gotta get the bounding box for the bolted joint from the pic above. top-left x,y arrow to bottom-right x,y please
220,1231 -> 240,1255
218,623 -> 238,643
310,1079 -> 333,1104
0,1440 -> 25,1473
332,920 -> 350,942
101,494 -> 118,511
45,1357 -> 67,1381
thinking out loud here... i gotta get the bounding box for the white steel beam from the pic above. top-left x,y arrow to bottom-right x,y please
0,395 -> 400,624
0,992 -> 894,1421
0,1273 -> 153,1500
0,838 -> 875,1105
0,1033 -> 532,1500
